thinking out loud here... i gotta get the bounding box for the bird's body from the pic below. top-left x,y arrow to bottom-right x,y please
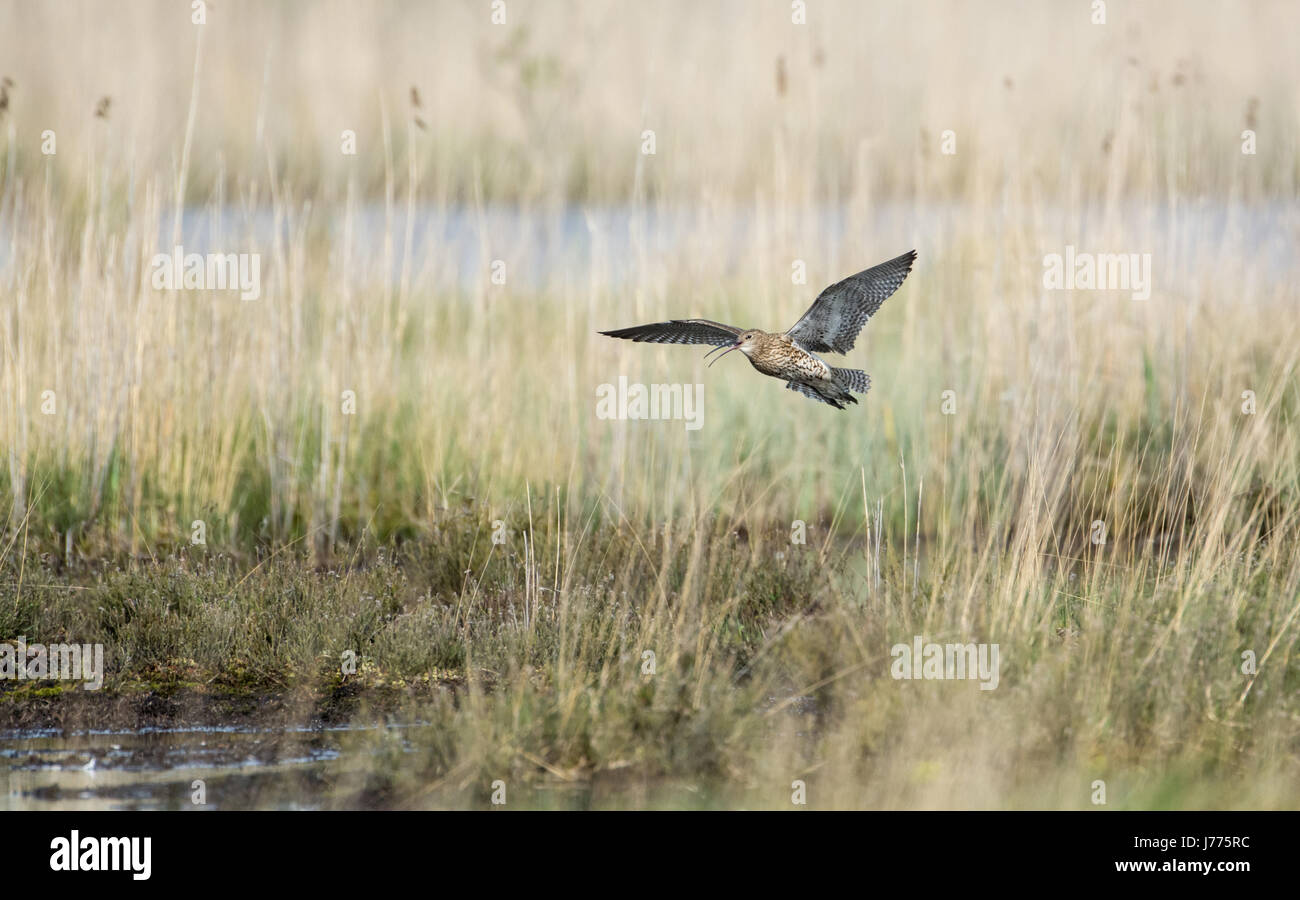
599,250 -> 915,410
746,332 -> 829,381
740,331 -> 858,409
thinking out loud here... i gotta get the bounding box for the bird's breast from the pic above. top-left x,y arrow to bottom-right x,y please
749,344 -> 831,380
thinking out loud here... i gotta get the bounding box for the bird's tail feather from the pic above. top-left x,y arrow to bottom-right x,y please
832,367 -> 871,394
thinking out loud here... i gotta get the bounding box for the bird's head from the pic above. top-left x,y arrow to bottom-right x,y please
707,329 -> 762,367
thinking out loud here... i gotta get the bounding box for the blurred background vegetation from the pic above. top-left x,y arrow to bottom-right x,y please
0,0 -> 1296,809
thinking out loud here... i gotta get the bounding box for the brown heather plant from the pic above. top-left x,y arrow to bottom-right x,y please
0,0 -> 1297,808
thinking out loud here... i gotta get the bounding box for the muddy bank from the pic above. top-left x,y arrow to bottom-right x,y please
0,681 -> 440,735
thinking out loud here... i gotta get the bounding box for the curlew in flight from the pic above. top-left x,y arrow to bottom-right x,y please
599,250 -> 916,409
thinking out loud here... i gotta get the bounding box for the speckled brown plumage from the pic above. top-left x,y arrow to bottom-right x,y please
599,250 -> 915,410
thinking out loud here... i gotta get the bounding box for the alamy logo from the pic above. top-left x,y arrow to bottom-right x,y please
0,638 -> 104,690
890,635 -> 1000,690
596,376 -> 703,431
150,245 -> 261,300
1043,245 -> 1151,300
49,831 -> 151,880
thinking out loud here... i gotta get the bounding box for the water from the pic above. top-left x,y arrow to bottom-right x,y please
0,691 -> 822,809
3,200 -> 1293,293
167,200 -> 1300,290
0,721 -> 422,810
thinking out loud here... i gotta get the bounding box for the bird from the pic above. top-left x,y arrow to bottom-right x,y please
598,249 -> 916,409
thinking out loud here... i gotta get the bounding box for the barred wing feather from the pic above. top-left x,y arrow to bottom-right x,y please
599,319 -> 742,347
786,250 -> 917,353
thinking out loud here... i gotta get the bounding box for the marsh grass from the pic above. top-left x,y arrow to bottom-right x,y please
0,0 -> 1298,808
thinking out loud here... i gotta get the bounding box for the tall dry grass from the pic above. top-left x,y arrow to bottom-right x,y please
0,0 -> 1297,807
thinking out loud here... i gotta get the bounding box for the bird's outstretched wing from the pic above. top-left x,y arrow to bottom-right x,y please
599,319 -> 742,347
785,250 -> 917,354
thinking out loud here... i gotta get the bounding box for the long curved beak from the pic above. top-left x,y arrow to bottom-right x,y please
707,342 -> 742,368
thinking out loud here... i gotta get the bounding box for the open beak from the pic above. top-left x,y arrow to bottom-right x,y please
707,341 -> 742,368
